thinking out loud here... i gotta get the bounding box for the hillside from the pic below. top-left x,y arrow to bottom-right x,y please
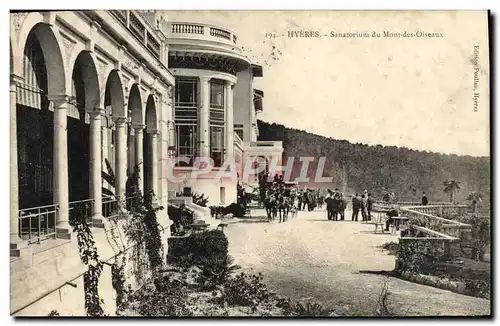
257,120 -> 490,205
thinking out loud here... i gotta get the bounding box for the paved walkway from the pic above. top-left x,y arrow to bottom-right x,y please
223,209 -> 491,316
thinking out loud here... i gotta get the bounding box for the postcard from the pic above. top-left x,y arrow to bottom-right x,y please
10,10 -> 490,317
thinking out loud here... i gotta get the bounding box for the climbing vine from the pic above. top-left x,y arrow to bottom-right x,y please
125,189 -> 165,281
69,202 -> 105,317
111,255 -> 132,314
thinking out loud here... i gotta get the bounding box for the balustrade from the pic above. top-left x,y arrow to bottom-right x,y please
168,22 -> 238,45
109,10 -> 162,60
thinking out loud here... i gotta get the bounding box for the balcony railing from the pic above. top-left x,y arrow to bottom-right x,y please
234,131 -> 243,147
174,105 -> 198,121
247,141 -> 283,148
400,205 -> 471,239
68,198 -> 95,227
18,204 -> 58,245
210,27 -> 231,40
172,23 -> 204,34
167,22 -> 238,46
102,195 -> 142,218
109,10 -> 161,60
403,204 -> 469,220
16,194 -> 145,247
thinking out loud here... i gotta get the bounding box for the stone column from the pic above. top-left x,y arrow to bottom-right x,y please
89,109 -> 103,219
225,81 -> 235,160
10,75 -> 21,245
50,95 -> 71,235
133,124 -> 145,194
146,130 -> 159,202
114,117 -> 127,205
199,77 -> 211,158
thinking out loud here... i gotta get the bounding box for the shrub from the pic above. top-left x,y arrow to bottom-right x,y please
167,230 -> 228,268
168,204 -> 194,227
130,275 -> 193,317
192,193 -> 209,207
375,279 -> 393,316
196,255 -> 241,290
277,298 -> 331,316
221,272 -> 271,309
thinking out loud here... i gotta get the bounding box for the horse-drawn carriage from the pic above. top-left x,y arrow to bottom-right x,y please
262,180 -> 298,223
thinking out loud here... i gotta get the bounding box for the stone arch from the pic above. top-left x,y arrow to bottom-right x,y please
128,84 -> 143,125
145,94 -> 158,132
18,20 -> 66,96
71,51 -> 101,110
104,70 -> 126,119
143,94 -> 158,198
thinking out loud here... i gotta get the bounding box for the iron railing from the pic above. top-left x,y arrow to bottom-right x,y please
69,198 -> 95,227
102,195 -> 142,218
18,204 -> 58,245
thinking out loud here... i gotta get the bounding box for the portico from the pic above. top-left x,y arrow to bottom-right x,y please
11,10 -> 174,248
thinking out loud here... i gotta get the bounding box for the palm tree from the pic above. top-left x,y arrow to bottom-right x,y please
443,180 -> 461,203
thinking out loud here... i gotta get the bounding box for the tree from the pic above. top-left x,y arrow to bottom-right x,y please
443,180 -> 461,203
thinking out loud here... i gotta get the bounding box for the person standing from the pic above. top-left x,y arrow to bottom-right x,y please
367,193 -> 374,221
360,193 -> 368,221
421,192 -> 429,206
302,189 -> 309,211
352,193 -> 360,221
297,189 -> 303,211
339,193 -> 347,221
325,189 -> 334,220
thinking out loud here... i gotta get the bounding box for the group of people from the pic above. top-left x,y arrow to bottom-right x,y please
351,191 -> 375,222
323,189 -> 346,221
296,188 -> 323,212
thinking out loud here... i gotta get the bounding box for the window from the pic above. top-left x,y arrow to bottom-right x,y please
176,124 -> 197,166
210,126 -> 224,167
175,78 -> 198,120
210,80 -> 225,109
209,80 -> 226,167
174,78 -> 199,166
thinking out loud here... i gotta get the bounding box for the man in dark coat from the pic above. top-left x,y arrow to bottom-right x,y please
385,209 -> 399,231
332,191 -> 341,221
352,193 -> 360,221
325,189 -> 334,220
339,193 -> 347,221
421,192 -> 429,206
367,193 -> 374,221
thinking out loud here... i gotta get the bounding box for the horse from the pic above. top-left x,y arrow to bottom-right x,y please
277,194 -> 291,223
264,192 -> 278,222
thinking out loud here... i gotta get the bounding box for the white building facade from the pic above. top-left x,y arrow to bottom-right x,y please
164,20 -> 283,205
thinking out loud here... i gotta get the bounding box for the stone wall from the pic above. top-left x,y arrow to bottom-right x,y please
11,215 -> 172,316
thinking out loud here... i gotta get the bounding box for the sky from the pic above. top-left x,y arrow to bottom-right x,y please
164,10 -> 490,157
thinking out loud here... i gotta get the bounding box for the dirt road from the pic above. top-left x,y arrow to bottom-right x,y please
224,209 -> 491,316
